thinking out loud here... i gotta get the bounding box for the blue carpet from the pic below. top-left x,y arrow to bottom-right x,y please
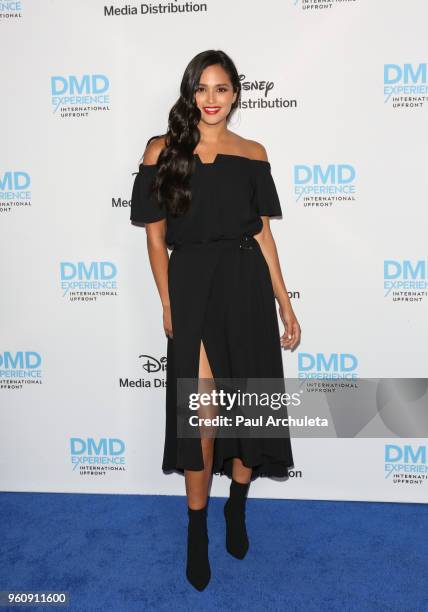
1,492 -> 427,611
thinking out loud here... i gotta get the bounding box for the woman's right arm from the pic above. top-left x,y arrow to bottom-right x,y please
142,137 -> 173,338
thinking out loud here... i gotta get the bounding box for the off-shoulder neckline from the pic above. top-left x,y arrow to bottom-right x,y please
140,153 -> 271,168
194,153 -> 271,166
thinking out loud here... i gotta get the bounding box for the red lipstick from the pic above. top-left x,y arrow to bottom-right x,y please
203,106 -> 221,115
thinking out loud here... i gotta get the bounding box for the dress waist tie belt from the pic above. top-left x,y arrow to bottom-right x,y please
173,234 -> 258,251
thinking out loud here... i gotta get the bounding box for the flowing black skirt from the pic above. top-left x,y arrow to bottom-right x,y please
162,234 -> 294,481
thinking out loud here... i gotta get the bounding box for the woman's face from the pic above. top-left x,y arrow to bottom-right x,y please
194,64 -> 237,125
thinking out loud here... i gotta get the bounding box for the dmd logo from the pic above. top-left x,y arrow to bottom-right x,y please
238,73 -> 297,111
0,170 -> 31,214
50,74 -> 110,118
298,352 -> 358,379
384,444 -> 427,485
383,259 -> 428,302
384,64 -> 428,108
292,0 -> 359,12
70,437 -> 126,475
60,261 -> 118,302
119,353 -> 167,389
0,0 -> 22,19
294,164 -> 356,206
0,350 -> 42,390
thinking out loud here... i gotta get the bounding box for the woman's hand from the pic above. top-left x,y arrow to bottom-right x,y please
278,303 -> 301,350
163,304 -> 173,339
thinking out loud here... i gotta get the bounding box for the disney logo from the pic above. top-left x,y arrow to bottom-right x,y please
138,354 -> 167,373
239,73 -> 274,97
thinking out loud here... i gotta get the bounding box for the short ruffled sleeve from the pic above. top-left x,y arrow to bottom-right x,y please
253,161 -> 283,217
130,164 -> 166,224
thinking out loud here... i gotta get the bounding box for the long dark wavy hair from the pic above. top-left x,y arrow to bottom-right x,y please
144,49 -> 241,216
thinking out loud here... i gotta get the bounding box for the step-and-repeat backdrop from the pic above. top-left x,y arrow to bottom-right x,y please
1,0 -> 427,503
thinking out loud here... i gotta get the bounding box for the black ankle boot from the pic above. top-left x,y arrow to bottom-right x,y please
186,505 -> 211,591
224,478 -> 250,559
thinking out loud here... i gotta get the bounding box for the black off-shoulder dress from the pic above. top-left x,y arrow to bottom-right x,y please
131,153 -> 294,481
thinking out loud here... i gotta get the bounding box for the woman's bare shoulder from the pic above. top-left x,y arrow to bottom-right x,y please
243,138 -> 269,162
227,132 -> 269,161
142,135 -> 167,165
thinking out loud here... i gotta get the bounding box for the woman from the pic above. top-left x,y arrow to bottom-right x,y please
130,49 -> 301,591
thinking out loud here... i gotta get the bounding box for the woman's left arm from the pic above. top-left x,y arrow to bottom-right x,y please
254,218 -> 301,351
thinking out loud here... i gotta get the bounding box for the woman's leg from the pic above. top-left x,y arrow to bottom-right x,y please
184,340 -> 216,591
184,339 -> 217,507
227,436 -> 252,560
232,458 -> 252,484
